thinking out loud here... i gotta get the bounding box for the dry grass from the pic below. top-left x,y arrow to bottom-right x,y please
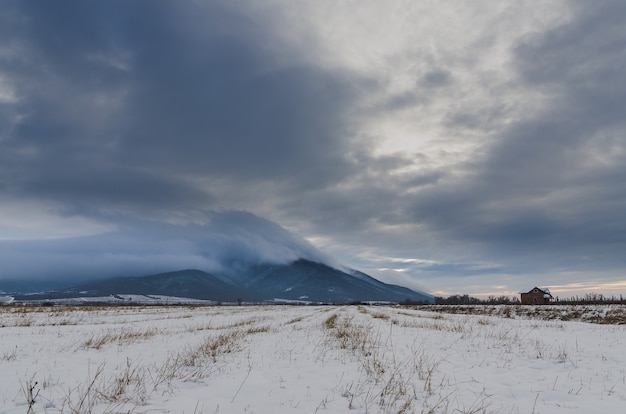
2,346 -> 18,361
319,308 -> 480,413
411,304 -> 626,324
19,307 -> 275,413
285,315 -> 306,324
82,327 -> 159,350
75,337 -> 249,409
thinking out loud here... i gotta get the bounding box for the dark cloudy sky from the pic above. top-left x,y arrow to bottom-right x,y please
1,0 -> 625,297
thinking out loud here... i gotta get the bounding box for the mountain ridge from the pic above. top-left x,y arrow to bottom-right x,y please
13,259 -> 433,304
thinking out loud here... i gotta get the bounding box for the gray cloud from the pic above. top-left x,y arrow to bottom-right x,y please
397,1 -> 626,272
272,1 -> 626,293
0,211 -> 330,284
1,1 -> 625,296
420,70 -> 452,89
0,1 -> 363,221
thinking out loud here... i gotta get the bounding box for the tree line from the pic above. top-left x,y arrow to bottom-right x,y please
432,295 -> 520,305
426,293 -> 626,305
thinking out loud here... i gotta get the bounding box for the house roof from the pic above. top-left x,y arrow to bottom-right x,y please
521,287 -> 553,298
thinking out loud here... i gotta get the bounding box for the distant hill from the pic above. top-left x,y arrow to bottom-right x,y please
14,259 -> 433,304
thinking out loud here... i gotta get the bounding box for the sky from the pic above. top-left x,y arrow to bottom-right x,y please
1,0 -> 625,298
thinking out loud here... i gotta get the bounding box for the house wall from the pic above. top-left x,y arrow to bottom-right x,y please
520,291 -> 549,305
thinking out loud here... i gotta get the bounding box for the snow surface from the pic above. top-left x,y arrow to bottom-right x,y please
15,294 -> 217,306
0,297 -> 13,305
1,305 -> 625,413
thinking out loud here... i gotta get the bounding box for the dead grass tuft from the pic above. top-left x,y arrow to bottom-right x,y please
82,327 -> 159,350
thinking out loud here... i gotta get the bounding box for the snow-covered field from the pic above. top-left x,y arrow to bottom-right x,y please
1,305 -> 624,413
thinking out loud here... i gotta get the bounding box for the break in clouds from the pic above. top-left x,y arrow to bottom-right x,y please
1,1 -> 625,295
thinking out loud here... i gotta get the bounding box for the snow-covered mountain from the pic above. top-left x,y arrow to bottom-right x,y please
3,211 -> 433,304
15,259 -> 432,304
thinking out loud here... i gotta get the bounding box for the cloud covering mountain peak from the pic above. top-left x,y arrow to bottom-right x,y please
0,211 -> 331,286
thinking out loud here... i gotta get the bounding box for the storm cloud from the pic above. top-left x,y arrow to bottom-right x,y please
1,1 -> 362,217
1,1 -> 625,297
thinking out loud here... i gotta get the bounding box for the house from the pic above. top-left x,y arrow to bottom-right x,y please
520,287 -> 553,305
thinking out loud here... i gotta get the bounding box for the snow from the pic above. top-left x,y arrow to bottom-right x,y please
0,297 -> 13,305
1,305 -> 625,413
15,294 -> 217,306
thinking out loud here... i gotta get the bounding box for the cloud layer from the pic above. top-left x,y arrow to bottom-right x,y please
0,211 -> 329,285
1,1 -> 625,296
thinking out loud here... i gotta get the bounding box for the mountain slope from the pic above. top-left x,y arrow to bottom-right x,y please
238,259 -> 431,303
13,260 -> 433,304
60,269 -> 240,302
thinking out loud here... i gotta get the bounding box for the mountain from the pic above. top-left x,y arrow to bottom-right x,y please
232,259 -> 430,303
2,211 -> 433,304
68,269 -> 241,302
14,259 -> 432,304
